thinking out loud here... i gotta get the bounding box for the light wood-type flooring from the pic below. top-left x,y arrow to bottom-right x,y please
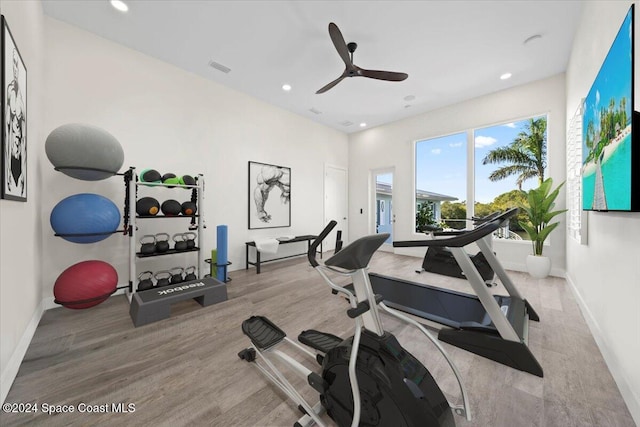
1,251 -> 635,427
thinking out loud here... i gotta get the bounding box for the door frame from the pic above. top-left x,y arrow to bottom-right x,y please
324,163 -> 348,249
371,167 -> 395,251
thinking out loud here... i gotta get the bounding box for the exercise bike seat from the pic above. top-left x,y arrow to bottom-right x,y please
298,330 -> 343,354
325,233 -> 389,270
242,316 -> 286,350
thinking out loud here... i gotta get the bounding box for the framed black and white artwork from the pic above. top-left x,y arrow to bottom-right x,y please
248,161 -> 291,229
1,16 -> 27,202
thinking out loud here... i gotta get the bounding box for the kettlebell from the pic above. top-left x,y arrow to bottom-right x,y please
140,235 -> 156,255
170,267 -> 184,284
184,266 -> 197,282
155,233 -> 170,253
181,201 -> 197,216
137,271 -> 155,291
183,232 -> 197,249
155,271 -> 171,288
173,233 -> 188,251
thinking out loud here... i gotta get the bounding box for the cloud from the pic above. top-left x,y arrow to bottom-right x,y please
431,148 -> 442,155
449,142 -> 463,147
503,123 -> 517,128
595,89 -> 600,106
474,135 -> 497,148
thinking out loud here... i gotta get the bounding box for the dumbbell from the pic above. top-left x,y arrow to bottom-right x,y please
140,235 -> 156,255
173,233 -> 188,251
183,232 -> 197,249
155,271 -> 171,288
184,266 -> 197,282
155,233 -> 170,253
170,267 -> 184,284
137,271 -> 155,291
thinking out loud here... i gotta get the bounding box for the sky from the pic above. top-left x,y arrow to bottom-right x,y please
415,116 -> 545,203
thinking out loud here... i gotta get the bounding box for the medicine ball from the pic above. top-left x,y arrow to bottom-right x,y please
161,199 -> 181,216
180,175 -> 196,187
136,197 -> 160,216
181,201 -> 197,216
162,173 -> 179,188
140,169 -> 162,185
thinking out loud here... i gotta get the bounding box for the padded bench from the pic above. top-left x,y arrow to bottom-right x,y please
245,235 -> 322,274
129,276 -> 228,327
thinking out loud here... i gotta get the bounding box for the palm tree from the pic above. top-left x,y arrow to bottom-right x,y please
482,117 -> 547,189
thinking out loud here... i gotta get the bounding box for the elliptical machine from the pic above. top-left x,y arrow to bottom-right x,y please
238,221 -> 471,427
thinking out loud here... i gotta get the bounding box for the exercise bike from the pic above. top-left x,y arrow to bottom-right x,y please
238,221 -> 471,427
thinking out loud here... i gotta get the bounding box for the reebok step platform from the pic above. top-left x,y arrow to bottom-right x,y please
130,276 -> 228,327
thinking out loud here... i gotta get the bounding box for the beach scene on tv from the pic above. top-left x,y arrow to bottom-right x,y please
582,8 -> 633,211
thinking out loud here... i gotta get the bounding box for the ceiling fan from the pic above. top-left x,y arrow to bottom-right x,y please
316,22 -> 408,94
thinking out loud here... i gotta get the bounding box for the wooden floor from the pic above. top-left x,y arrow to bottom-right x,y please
1,251 -> 635,427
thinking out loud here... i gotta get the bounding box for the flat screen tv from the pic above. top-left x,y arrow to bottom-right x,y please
582,4 -> 639,212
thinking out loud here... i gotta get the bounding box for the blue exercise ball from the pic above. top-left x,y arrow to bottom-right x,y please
50,193 -> 121,243
45,123 -> 124,181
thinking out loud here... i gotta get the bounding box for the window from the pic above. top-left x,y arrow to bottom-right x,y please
415,132 -> 467,231
474,116 -> 547,240
415,115 -> 548,240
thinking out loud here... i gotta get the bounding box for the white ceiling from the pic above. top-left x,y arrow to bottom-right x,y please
42,1 -> 584,133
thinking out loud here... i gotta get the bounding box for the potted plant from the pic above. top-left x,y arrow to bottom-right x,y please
518,178 -> 567,279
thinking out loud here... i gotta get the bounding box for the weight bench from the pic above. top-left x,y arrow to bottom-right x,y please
129,276 -> 228,327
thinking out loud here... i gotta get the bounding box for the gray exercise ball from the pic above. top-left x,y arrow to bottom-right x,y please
45,123 -> 124,181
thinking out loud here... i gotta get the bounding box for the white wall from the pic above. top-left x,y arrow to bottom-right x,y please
348,74 -> 567,274
565,1 -> 640,423
40,17 -> 348,299
0,0 -> 45,403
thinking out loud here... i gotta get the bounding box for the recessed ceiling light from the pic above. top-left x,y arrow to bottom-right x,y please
404,95 -> 416,101
282,84 -> 292,91
110,0 -> 129,12
500,73 -> 512,80
360,123 -> 367,128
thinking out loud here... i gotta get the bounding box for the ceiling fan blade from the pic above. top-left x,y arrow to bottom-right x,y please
359,68 -> 408,82
316,74 -> 346,94
328,23 -> 352,66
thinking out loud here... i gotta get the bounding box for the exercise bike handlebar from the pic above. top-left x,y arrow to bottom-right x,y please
394,207 -> 519,249
308,220 -> 337,267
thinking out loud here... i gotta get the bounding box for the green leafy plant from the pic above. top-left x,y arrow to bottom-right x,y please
415,202 -> 438,232
518,178 -> 567,256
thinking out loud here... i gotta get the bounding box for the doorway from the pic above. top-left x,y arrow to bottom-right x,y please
372,168 -> 394,250
324,164 -> 348,251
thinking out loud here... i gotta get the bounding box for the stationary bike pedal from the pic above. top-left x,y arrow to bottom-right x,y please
241,316 -> 286,350
298,330 -> 343,354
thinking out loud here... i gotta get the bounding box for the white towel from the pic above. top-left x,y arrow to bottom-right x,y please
255,238 -> 280,254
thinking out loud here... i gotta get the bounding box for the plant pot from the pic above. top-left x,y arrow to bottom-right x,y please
526,255 -> 551,279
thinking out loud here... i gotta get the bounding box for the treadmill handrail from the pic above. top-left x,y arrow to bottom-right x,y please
394,208 -> 519,248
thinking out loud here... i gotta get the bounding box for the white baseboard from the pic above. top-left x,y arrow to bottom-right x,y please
1,300 -> 46,404
565,274 -> 640,425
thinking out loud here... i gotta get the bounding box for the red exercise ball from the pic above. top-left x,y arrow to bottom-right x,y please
54,260 -> 118,309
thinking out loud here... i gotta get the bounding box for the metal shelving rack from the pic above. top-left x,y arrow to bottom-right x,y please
124,167 -> 205,302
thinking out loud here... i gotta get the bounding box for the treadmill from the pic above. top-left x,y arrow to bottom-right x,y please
369,208 -> 543,377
